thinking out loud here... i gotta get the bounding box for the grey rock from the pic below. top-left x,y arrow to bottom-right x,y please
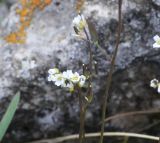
0,3 -> 9,24
0,0 -> 160,142
152,0 -> 160,6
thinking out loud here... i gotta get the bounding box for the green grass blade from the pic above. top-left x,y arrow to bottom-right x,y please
0,92 -> 20,141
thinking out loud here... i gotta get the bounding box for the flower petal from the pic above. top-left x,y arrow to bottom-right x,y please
48,68 -> 59,74
158,84 -> 160,93
153,43 -> 160,48
153,35 -> 160,41
150,79 -> 159,88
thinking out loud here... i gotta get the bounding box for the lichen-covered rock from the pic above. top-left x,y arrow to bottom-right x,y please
0,0 -> 160,142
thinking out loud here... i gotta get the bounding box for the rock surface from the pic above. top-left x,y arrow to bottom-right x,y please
0,0 -> 160,143
152,0 -> 160,6
0,3 -> 9,24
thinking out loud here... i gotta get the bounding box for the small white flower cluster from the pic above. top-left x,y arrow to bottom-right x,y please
153,35 -> 160,48
48,68 -> 86,91
72,14 -> 87,37
150,79 -> 160,93
73,14 -> 86,31
151,35 -> 160,93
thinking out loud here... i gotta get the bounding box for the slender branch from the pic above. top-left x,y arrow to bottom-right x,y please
95,42 -> 108,58
99,0 -> 123,143
28,132 -> 159,143
79,105 -> 86,143
76,20 -> 94,143
123,136 -> 129,143
78,89 -> 85,143
137,120 -> 160,133
84,27 -> 93,88
104,108 -> 160,123
78,38 -> 108,57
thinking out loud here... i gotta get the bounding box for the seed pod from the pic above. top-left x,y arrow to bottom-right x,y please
82,64 -> 86,75
94,61 -> 98,75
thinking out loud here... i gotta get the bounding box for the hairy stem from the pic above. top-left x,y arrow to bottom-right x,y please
99,0 -> 123,143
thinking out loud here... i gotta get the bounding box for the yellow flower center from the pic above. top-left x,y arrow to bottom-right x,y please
71,76 -> 79,81
79,21 -> 86,30
156,39 -> 160,45
57,76 -> 63,81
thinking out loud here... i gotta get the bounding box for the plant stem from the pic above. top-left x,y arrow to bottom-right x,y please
78,17 -> 93,143
104,108 -> 160,123
123,136 -> 129,143
78,88 -> 86,143
99,0 -> 123,143
84,27 -> 93,88
28,132 -> 160,143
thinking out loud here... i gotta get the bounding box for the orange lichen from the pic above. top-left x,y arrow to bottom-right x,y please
44,0 -> 52,5
32,0 -> 41,6
17,8 -> 30,17
5,29 -> 26,44
5,33 -> 17,43
21,0 -> 27,6
76,0 -> 85,13
5,0 -> 52,44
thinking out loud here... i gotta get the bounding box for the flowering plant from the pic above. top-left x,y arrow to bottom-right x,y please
150,79 -> 160,93
48,13 -> 94,143
150,35 -> 160,94
153,35 -> 160,49
48,68 -> 86,92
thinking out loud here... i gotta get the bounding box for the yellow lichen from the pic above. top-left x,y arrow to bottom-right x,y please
5,0 -> 52,44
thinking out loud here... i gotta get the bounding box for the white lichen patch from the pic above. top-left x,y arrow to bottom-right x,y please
18,60 -> 37,78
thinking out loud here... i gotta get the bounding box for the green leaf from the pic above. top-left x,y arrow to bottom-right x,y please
86,19 -> 98,43
0,92 -> 20,141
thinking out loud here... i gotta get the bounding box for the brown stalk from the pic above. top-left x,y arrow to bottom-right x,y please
99,0 -> 123,143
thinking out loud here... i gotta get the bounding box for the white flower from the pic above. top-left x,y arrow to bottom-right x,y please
79,75 -> 86,87
150,79 -> 160,94
158,84 -> 160,93
150,79 -> 159,88
48,68 -> 60,82
48,68 -> 86,91
54,74 -> 65,86
48,74 -> 56,82
62,70 -> 73,80
73,14 -> 86,32
153,35 -> 160,48
73,15 -> 81,25
70,72 -> 80,83
48,68 -> 59,75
